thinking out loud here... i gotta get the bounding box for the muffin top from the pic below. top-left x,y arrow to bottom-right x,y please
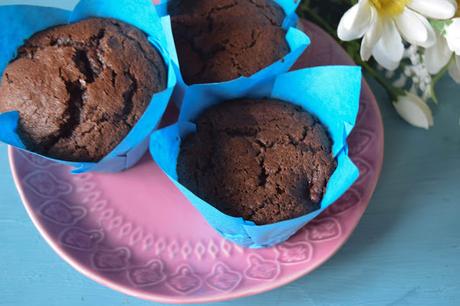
177,99 -> 336,225
0,18 -> 167,162
169,0 -> 286,27
169,0 -> 289,84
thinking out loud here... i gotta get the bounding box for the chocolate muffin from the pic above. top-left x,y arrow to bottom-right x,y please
0,18 -> 167,162
169,0 -> 289,84
177,99 -> 337,225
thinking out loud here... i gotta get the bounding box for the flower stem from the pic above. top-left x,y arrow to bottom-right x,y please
298,5 -> 338,39
431,57 -> 451,85
358,60 -> 404,100
429,57 -> 452,103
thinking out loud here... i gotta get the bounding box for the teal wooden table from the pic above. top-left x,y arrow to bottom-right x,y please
1,1 -> 460,305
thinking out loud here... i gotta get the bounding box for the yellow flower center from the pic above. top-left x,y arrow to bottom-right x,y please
456,0 -> 460,17
369,0 -> 411,17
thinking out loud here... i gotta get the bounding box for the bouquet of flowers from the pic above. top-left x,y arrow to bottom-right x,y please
299,0 -> 460,129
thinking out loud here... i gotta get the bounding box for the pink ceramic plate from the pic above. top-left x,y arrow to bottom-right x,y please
9,21 -> 384,304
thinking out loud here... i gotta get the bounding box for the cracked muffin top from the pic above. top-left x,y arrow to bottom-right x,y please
0,18 -> 167,162
177,99 -> 336,225
169,0 -> 289,84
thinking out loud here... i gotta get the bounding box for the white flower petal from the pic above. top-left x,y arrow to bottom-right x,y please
424,34 -> 453,74
445,18 -> 460,55
338,0 -> 372,41
372,21 -> 404,70
394,9 -> 424,42
417,15 -> 436,47
373,48 -> 400,70
360,9 -> 383,61
448,56 -> 460,84
393,92 -> 434,129
408,0 -> 456,19
395,9 -> 433,47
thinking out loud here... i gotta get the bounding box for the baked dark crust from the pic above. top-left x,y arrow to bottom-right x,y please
169,0 -> 289,84
0,18 -> 167,162
177,99 -> 337,225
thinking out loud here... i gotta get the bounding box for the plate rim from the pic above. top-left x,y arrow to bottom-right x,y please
7,22 -> 385,304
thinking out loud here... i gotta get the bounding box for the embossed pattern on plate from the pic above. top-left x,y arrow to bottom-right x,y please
9,21 -> 384,304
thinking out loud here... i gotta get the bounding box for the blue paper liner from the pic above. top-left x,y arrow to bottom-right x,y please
154,0 -> 311,108
0,0 -> 177,174
150,66 -> 362,248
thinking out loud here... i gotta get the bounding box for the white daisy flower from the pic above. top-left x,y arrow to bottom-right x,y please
338,0 -> 457,70
425,18 -> 460,84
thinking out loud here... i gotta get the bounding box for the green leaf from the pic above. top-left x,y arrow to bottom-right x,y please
430,19 -> 453,35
